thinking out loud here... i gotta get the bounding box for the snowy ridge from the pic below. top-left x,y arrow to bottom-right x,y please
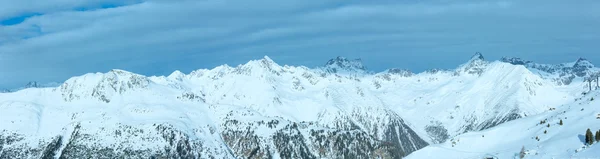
406,91 -> 600,159
502,56 -> 600,86
1,81 -> 61,93
1,53 -> 598,158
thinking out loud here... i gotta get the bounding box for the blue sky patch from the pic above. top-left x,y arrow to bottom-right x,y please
0,13 -> 41,26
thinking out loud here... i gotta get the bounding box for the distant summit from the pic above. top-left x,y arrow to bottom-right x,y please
470,52 -> 485,61
458,52 -> 489,75
1,81 -> 61,93
501,57 -> 532,65
323,56 -> 367,74
501,56 -> 599,85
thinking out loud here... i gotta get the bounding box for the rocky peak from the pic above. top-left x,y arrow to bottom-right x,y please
501,57 -> 532,65
387,68 -> 413,77
323,56 -> 367,73
24,81 -> 40,88
1,81 -> 61,93
234,56 -> 283,76
60,70 -> 150,103
260,56 -> 275,65
500,56 -> 598,85
571,58 -> 595,77
573,58 -> 594,69
470,52 -> 485,61
459,52 -> 488,75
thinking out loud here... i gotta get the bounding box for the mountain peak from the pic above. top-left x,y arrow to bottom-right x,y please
501,57 -> 532,65
1,81 -> 62,92
574,57 -> 593,68
23,81 -> 61,88
60,70 -> 150,103
168,70 -> 186,81
458,52 -> 488,75
262,55 -> 274,63
24,81 -> 40,88
108,69 -> 136,75
323,56 -> 366,73
259,55 -> 278,68
570,57 -> 595,77
470,52 -> 485,62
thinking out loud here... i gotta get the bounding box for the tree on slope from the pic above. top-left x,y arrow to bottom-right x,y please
559,119 -> 563,126
519,146 -> 526,159
596,130 -> 600,142
585,128 -> 594,145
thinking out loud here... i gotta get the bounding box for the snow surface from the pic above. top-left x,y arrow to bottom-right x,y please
1,54 -> 599,158
406,91 -> 600,159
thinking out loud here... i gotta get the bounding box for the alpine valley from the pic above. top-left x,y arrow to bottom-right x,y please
1,53 -> 600,159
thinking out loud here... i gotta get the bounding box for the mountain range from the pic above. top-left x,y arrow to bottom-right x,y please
1,53 -> 599,158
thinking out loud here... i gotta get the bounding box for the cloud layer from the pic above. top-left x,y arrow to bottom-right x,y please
1,0 -> 599,88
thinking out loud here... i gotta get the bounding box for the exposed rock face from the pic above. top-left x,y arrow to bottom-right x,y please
459,52 -> 488,75
60,69 -> 150,103
1,81 -> 61,93
218,109 -> 428,159
1,107 -> 428,159
1,123 -> 232,159
502,56 -> 599,85
477,109 -> 522,131
323,56 -> 368,74
387,68 -> 414,77
501,57 -> 532,65
425,121 -> 449,144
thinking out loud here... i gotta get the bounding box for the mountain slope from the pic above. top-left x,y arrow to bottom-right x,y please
406,90 -> 600,159
0,57 -> 429,158
0,53 -> 596,158
502,57 -> 600,87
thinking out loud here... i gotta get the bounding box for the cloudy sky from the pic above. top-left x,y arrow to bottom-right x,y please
1,0 -> 599,88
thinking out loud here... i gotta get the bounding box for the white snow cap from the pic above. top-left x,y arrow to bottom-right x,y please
168,70 -> 186,80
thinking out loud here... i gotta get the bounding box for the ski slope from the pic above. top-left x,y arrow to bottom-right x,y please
406,91 -> 600,159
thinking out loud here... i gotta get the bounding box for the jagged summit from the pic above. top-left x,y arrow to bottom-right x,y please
0,81 -> 61,93
386,68 -> 414,77
24,81 -> 41,88
232,55 -> 284,76
470,52 -> 485,61
573,57 -> 594,68
499,56 -> 599,85
458,52 -> 489,75
244,55 -> 277,66
60,69 -> 151,103
323,56 -> 367,74
501,57 -> 532,65
261,55 -> 274,63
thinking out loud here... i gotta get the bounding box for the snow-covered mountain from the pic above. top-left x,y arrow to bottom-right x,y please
406,90 -> 600,159
501,57 -> 600,86
1,53 -> 599,158
1,81 -> 61,93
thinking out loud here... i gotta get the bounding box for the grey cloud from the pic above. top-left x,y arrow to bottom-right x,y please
1,0 -> 599,88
